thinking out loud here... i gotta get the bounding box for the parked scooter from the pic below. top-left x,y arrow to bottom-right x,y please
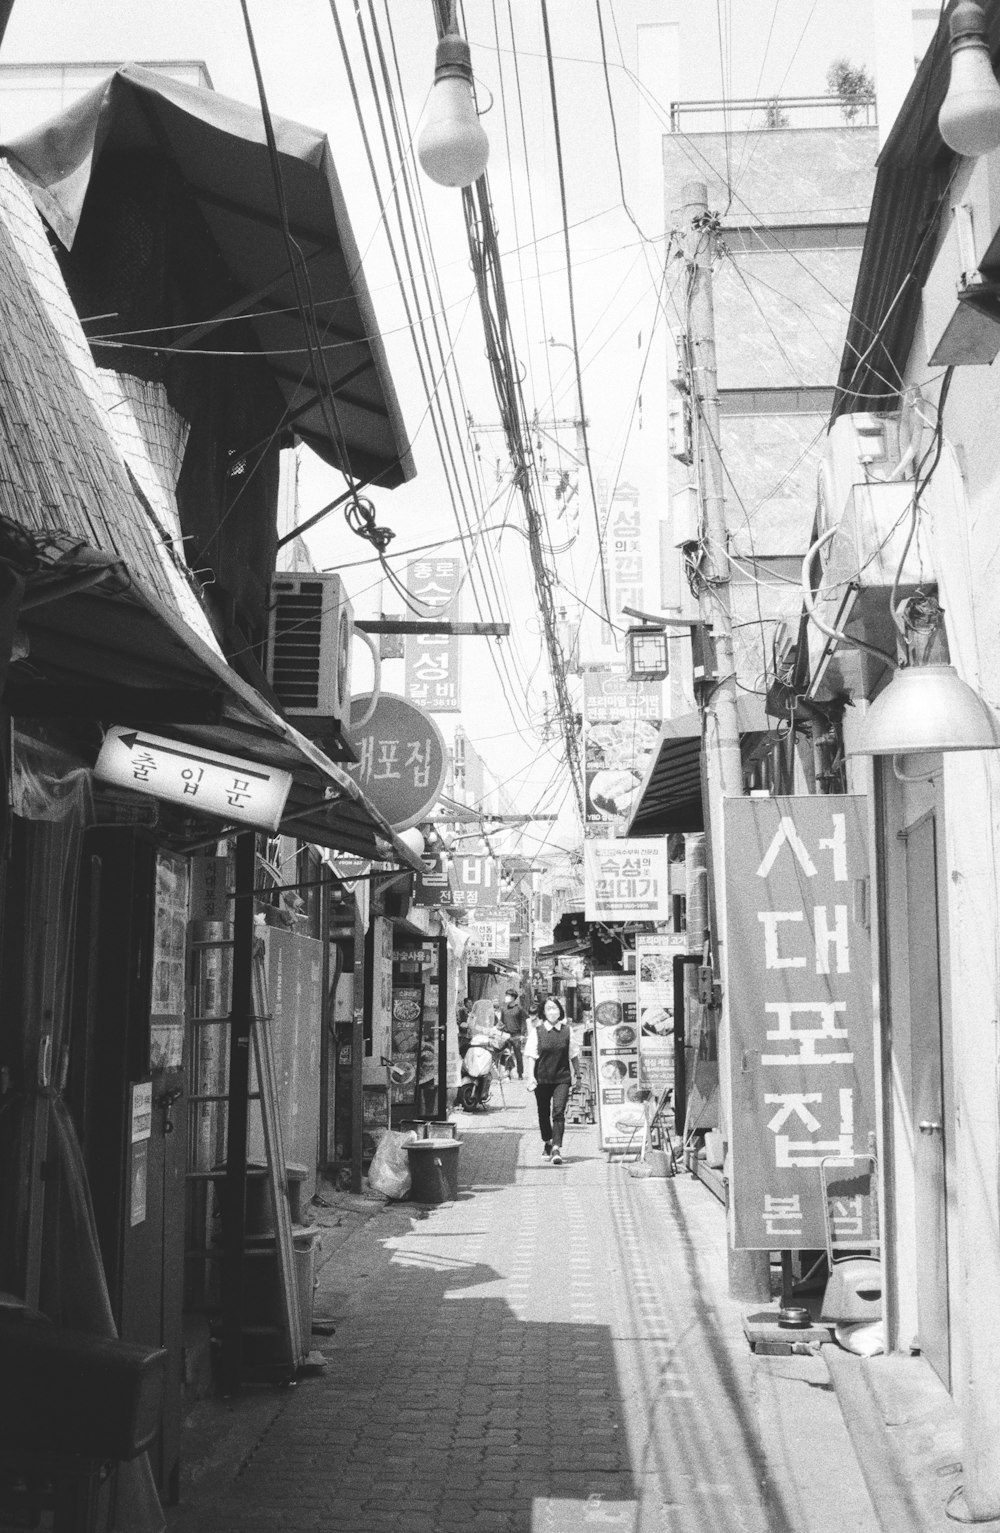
458,1000 -> 510,1110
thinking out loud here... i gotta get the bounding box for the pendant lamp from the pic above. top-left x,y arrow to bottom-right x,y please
848,663 -> 1000,755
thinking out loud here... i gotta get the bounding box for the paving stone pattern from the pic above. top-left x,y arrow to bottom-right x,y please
168,1081 -> 878,1533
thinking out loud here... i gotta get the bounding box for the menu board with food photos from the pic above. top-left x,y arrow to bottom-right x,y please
592,972 -> 645,1152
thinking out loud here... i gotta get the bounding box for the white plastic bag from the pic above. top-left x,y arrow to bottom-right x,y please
367,1129 -> 414,1200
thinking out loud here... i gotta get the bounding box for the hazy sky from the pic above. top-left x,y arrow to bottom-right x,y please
0,1 -> 883,855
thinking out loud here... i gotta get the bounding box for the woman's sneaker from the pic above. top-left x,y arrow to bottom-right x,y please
551,1146 -> 563,1165
542,1142 -> 552,1159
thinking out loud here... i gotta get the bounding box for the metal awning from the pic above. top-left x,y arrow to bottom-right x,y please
8,557 -> 422,869
626,695 -> 769,837
1,65 -> 414,490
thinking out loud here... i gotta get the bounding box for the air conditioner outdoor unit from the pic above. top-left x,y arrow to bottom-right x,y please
267,573 -> 354,759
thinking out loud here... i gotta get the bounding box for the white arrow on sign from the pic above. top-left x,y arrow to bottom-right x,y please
96,725 -> 293,831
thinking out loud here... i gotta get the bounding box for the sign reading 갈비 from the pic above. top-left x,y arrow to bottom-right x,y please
724,795 -> 874,1251
344,693 -> 447,831
96,726 -> 293,831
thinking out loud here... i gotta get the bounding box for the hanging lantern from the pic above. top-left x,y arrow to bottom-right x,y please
625,625 -> 669,682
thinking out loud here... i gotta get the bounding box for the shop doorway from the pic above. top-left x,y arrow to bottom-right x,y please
903,811 -> 950,1390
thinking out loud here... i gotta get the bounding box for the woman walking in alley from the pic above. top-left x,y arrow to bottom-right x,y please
524,996 -> 581,1164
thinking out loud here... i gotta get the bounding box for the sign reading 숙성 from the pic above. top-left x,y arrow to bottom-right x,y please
583,837 -> 670,923
724,795 -> 874,1251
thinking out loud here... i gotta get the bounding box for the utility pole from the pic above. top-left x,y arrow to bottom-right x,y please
684,179 -> 771,1304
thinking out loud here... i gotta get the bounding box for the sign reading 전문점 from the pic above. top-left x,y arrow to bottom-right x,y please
344,693 -> 447,831
95,726 -> 293,830
724,795 -> 875,1251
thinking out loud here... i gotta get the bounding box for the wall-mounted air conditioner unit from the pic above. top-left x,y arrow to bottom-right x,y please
267,573 -> 354,759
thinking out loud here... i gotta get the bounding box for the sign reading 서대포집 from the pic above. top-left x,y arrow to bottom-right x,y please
724,795 -> 874,1251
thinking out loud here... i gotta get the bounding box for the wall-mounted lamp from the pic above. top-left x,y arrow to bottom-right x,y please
624,624 -> 670,683
847,595 -> 1000,755
939,0 -> 1000,157
417,16 -> 489,188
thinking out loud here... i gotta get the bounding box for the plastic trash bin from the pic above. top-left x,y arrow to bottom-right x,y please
406,1139 -> 461,1203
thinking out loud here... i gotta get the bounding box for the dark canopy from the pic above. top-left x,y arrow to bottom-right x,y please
2,65 -> 415,490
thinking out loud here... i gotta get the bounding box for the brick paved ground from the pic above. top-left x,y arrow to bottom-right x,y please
168,1081 -> 879,1533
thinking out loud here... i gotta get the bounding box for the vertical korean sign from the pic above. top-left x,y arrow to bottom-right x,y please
724,796 -> 874,1250
404,558 -> 462,713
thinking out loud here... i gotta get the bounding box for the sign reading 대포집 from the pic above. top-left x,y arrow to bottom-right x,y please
723,795 -> 874,1251
584,838 -> 670,922
344,693 -> 448,831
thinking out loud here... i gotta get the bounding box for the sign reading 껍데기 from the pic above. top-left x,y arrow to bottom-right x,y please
96,727 -> 293,831
724,795 -> 874,1250
584,837 -> 670,922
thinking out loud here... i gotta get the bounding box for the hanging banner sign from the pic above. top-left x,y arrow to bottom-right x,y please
344,693 -> 447,831
592,973 -> 644,1151
583,667 -> 662,828
96,726 -> 292,831
636,932 -> 687,1102
584,837 -> 670,922
404,558 -> 462,713
724,795 -> 875,1251
603,489 -> 643,646
467,919 -> 511,960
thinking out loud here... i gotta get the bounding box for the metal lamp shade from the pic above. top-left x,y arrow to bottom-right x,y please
849,664 -> 1000,755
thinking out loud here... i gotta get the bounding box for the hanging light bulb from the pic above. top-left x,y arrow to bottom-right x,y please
417,28 -> 489,188
939,0 -> 1000,157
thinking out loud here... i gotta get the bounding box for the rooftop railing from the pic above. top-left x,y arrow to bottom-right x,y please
669,94 -> 877,135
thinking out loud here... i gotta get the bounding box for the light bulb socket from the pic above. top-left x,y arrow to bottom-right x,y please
950,0 -> 991,48
434,33 -> 474,84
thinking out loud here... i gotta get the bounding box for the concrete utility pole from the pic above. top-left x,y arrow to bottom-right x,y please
683,179 -> 771,1304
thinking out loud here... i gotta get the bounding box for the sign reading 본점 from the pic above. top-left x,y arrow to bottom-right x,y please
724,796 -> 874,1251
96,727 -> 293,831
404,558 -> 462,713
584,838 -> 670,922
344,693 -> 447,831
592,973 -> 643,1152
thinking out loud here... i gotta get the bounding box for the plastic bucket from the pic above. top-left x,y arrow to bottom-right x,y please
406,1140 -> 461,1203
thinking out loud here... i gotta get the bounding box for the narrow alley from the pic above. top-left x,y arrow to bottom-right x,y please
168,1085 -> 878,1533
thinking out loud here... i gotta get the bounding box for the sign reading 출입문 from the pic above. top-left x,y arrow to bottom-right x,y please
583,837 -> 670,922
724,795 -> 874,1251
95,726 -> 293,830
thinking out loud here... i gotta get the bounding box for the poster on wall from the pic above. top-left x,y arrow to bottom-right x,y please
636,932 -> 687,1103
363,917 -> 395,1085
150,853 -> 190,1073
584,838 -> 670,922
724,795 -> 875,1251
391,985 -> 424,1101
592,972 -> 644,1152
